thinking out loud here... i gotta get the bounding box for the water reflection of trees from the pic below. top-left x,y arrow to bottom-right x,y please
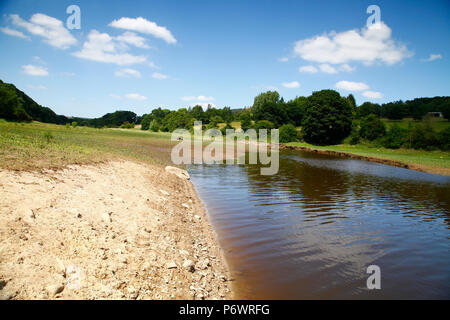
243,150 -> 450,226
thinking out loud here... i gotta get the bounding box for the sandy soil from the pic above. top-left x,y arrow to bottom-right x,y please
0,161 -> 232,300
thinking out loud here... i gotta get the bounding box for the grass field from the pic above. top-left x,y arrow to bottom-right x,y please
0,120 -> 175,171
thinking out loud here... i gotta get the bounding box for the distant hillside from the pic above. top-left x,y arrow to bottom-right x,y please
0,80 -> 137,127
0,79 -> 69,124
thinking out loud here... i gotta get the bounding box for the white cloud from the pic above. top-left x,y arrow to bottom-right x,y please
338,64 -> 355,72
109,17 -> 177,44
0,27 -> 29,39
115,31 -> 150,49
152,72 -> 169,79
362,91 -> 383,99
125,93 -> 147,101
299,65 -> 318,73
318,63 -> 337,74
115,68 -> 142,78
21,64 -> 48,76
26,84 -> 47,90
73,30 -> 146,65
278,57 -> 289,62
421,54 -> 442,62
282,81 -> 300,89
335,80 -> 369,91
109,94 -> 122,99
10,13 -> 77,49
148,61 -> 159,69
294,22 -> 412,65
181,95 -> 215,102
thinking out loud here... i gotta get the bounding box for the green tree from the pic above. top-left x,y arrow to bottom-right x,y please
302,90 -> 353,145
239,112 -> 252,131
359,114 -> 386,141
279,124 -> 298,143
357,102 -> 381,118
252,91 -> 287,127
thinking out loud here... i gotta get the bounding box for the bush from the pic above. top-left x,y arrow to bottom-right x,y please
381,124 -> 407,149
13,106 -> 32,122
120,121 -> 134,129
239,113 -> 252,131
438,126 -> 450,150
349,123 -> 360,145
279,124 -> 298,143
149,120 -> 160,132
140,114 -> 152,130
71,121 -> 78,127
220,123 -> 234,135
409,123 -> 439,150
43,131 -> 54,143
359,114 -> 386,141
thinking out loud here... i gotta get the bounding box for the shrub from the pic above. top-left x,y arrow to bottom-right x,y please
438,126 -> 450,150
149,120 -> 160,132
120,121 -> 134,129
71,121 -> 78,127
220,123 -> 234,135
381,124 -> 407,149
359,114 -> 386,141
43,131 -> 54,143
13,107 -> 32,122
409,123 -> 439,150
279,124 -> 298,143
140,114 -> 152,130
239,113 -> 252,131
349,123 -> 360,145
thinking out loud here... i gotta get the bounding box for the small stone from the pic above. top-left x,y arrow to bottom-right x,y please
47,284 -> 64,297
182,203 -> 190,209
194,215 -> 201,220
159,189 -> 170,196
165,166 -> 190,180
166,261 -> 177,269
182,259 -> 195,272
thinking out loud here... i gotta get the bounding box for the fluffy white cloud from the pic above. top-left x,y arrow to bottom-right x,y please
338,64 -> 355,72
115,31 -> 150,49
181,95 -> 215,102
125,93 -> 147,101
422,54 -> 442,62
282,81 -> 300,89
152,72 -> 169,80
109,17 -> 176,44
73,30 -> 146,65
362,91 -> 383,99
319,63 -> 337,74
21,65 -> 48,76
299,65 -> 318,73
335,80 -> 369,91
115,68 -> 142,78
10,13 -> 77,49
0,27 -> 29,39
294,22 -> 411,65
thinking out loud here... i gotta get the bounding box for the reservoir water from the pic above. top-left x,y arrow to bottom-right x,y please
188,150 -> 450,299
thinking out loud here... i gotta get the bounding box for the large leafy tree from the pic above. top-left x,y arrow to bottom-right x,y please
252,91 -> 287,127
302,90 -> 353,145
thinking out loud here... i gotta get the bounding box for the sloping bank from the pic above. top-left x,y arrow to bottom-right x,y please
280,143 -> 450,176
0,161 -> 232,300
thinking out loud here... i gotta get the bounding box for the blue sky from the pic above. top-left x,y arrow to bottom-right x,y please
0,0 -> 449,118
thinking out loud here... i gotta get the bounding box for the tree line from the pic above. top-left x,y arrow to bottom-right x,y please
1,79 -> 449,150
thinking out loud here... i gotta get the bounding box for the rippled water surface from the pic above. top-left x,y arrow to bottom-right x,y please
188,150 -> 450,299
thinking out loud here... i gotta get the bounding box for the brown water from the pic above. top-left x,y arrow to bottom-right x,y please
188,150 -> 450,299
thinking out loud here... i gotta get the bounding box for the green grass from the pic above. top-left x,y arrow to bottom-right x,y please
0,120 -> 176,171
381,118 -> 449,132
286,141 -> 450,175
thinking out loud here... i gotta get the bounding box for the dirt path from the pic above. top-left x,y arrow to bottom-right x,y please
0,161 -> 232,300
